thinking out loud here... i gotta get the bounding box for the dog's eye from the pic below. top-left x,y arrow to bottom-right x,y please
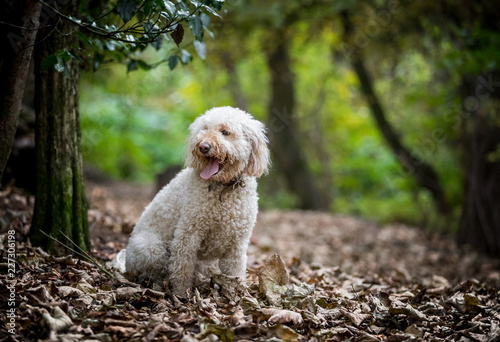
221,130 -> 230,136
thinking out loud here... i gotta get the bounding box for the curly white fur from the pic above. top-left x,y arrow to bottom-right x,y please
120,107 -> 270,295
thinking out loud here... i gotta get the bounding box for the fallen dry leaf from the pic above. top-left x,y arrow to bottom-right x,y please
42,306 -> 73,333
283,282 -> 315,307
357,331 -> 382,341
58,286 -> 85,298
446,292 -> 480,313
2,183 -> 500,341
262,307 -> 303,325
389,299 -> 428,320
258,253 -> 290,306
115,286 -> 142,299
267,323 -> 299,341
340,309 -> 372,326
76,278 -> 96,294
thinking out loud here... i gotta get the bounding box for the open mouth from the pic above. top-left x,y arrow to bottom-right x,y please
200,157 -> 223,180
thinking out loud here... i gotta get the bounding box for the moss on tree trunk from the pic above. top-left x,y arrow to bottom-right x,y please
29,0 -> 90,255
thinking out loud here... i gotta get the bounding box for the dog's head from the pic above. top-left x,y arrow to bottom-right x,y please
185,107 -> 270,183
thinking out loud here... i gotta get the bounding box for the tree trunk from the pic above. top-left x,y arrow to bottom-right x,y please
0,0 -> 41,183
457,73 -> 500,256
340,11 -> 449,215
30,0 -> 90,255
221,51 -> 248,111
265,33 -> 330,210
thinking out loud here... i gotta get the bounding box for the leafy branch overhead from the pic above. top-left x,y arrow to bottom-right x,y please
40,0 -> 224,75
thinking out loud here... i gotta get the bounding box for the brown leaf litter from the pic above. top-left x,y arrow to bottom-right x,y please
0,182 -> 499,341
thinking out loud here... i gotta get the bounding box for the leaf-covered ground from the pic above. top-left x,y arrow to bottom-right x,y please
1,182 -> 500,341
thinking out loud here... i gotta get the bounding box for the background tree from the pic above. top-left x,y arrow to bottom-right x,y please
186,0 -> 500,255
265,30 -> 330,210
0,0 -> 41,183
449,6 -> 500,256
6,0 -> 497,258
1,0 -> 225,254
334,0 -> 500,255
30,0 -> 90,253
340,10 -> 449,215
212,0 -> 333,210
457,73 -> 500,255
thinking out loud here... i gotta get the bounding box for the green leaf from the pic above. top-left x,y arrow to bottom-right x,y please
57,50 -> 72,62
151,37 -> 162,50
202,5 -> 220,19
67,51 -> 83,63
210,0 -> 224,11
193,40 -> 206,60
204,25 -> 214,38
105,39 -> 118,51
116,0 -> 136,23
137,59 -> 152,70
154,0 -> 165,9
168,55 -> 178,70
200,12 -> 210,26
180,49 -> 192,64
137,9 -> 144,21
177,10 -> 189,18
41,51 -> 73,78
189,16 -> 203,41
92,38 -> 104,51
77,32 -> 91,45
93,52 -> 104,71
144,0 -> 152,16
41,55 -> 58,71
163,0 -> 176,16
110,50 -> 126,63
127,59 -> 138,73
41,50 -> 81,76
55,56 -> 70,79
143,22 -> 153,32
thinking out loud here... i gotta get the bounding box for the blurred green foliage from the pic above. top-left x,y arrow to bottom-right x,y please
79,0 -> 486,228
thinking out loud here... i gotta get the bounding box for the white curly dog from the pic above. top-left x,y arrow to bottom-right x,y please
116,107 -> 270,295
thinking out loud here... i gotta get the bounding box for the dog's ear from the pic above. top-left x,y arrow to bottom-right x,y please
244,119 -> 271,178
185,116 -> 204,170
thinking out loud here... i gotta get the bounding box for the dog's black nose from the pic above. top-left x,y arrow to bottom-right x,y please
199,142 -> 211,154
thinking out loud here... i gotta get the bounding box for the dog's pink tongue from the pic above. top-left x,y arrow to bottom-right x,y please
200,158 -> 220,180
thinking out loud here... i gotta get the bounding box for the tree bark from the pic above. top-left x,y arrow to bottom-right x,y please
457,73 -> 500,256
265,33 -> 330,210
30,0 -> 90,254
340,11 -> 449,215
221,51 -> 248,111
0,0 -> 42,183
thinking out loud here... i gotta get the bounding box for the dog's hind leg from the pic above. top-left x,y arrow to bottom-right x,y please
125,231 -> 169,282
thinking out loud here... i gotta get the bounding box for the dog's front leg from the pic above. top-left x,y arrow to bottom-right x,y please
168,226 -> 203,296
219,244 -> 248,280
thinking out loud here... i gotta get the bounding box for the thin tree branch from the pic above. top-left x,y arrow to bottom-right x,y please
38,0 -> 204,45
0,19 -> 51,30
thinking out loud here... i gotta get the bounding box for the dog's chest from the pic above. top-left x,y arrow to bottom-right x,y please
190,178 -> 257,260
197,228 -> 232,260
196,206 -> 251,260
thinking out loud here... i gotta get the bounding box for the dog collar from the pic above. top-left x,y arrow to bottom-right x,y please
208,177 -> 246,202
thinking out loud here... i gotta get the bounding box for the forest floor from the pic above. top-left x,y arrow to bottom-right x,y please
1,179 -> 500,341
